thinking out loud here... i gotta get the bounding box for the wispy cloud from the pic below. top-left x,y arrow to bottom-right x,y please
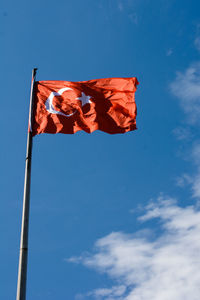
194,37 -> 200,52
68,197 -> 200,300
175,173 -> 192,187
166,48 -> 173,56
194,23 -> 200,52
191,143 -> 200,198
170,62 -> 200,124
172,126 -> 192,141
170,34 -> 200,197
173,141 -> 200,199
128,13 -> 138,24
116,0 -> 138,24
118,2 -> 123,12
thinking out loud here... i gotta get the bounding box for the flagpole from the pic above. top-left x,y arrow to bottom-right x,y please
16,68 -> 37,300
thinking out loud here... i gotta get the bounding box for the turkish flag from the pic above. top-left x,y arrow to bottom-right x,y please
32,77 -> 139,136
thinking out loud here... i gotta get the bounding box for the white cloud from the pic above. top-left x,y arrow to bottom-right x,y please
170,62 -> 200,124
68,197 -> 200,300
87,285 -> 126,299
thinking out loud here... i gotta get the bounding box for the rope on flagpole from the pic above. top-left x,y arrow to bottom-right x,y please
16,68 -> 37,300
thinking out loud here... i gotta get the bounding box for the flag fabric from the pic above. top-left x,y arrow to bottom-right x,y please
32,77 -> 139,136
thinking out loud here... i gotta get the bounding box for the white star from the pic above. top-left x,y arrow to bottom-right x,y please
77,92 -> 92,106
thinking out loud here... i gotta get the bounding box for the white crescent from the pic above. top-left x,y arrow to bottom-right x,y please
45,87 -> 91,117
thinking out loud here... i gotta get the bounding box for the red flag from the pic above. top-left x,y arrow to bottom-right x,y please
32,77 -> 139,136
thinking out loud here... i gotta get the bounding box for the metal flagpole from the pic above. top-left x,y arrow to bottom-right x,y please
16,68 -> 37,300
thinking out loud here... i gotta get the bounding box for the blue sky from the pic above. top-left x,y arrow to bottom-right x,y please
1,0 -> 200,299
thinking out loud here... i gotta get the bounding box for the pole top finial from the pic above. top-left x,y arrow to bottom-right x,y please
33,68 -> 38,77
